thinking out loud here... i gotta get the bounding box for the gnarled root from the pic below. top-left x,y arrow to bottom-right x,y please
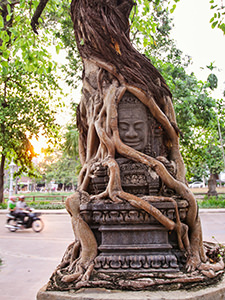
76,64 -> 217,275
199,258 -> 224,278
61,192 -> 98,283
62,261 -> 95,283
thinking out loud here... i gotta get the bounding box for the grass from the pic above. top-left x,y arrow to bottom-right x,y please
1,192 -> 70,209
198,195 -> 225,208
1,191 -> 225,209
28,201 -> 65,210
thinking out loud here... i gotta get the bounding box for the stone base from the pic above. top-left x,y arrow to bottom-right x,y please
37,274 -> 225,300
45,268 -> 224,293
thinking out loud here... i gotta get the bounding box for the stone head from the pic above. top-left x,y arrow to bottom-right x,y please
118,93 -> 148,152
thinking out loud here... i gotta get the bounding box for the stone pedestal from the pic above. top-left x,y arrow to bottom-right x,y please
42,198 -> 224,294
80,199 -> 188,274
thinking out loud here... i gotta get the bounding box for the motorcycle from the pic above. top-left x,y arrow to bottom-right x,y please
5,209 -> 44,232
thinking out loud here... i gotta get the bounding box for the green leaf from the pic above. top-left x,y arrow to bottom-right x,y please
212,20 -> 218,28
143,37 -> 149,47
0,15 -> 4,28
219,23 -> 225,34
7,4 -> 11,14
170,4 -> 176,13
55,44 -> 60,54
6,14 -> 11,22
207,73 -> 218,90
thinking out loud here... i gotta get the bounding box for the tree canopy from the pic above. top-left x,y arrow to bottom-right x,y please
0,0 -> 64,202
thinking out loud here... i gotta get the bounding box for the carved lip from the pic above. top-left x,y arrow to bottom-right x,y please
123,141 -> 141,147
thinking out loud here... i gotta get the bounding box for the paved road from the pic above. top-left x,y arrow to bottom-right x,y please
0,212 -> 73,300
0,210 -> 225,300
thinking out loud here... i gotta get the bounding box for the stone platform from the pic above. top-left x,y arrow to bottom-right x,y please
79,199 -> 188,274
37,274 -> 225,300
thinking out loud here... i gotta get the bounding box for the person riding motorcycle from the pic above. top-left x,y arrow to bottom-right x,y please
16,195 -> 32,224
8,196 -> 17,217
6,196 -> 44,232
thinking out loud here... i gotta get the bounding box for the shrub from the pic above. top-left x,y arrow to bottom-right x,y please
198,195 -> 225,208
0,203 -> 7,209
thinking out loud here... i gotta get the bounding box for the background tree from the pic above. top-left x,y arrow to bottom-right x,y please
0,0 -> 64,203
36,151 -> 78,190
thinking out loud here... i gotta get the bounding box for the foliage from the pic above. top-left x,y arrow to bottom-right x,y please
36,151 -> 79,189
64,125 -> 79,159
198,195 -> 225,208
29,201 -> 65,209
43,0 -> 82,88
131,1 -> 225,181
130,0 -> 183,61
0,202 -> 7,209
0,0 -> 64,202
0,200 -> 64,209
63,103 -> 79,159
209,0 -> 225,34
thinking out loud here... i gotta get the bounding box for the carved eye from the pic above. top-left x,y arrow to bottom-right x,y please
134,122 -> 144,131
119,123 -> 129,131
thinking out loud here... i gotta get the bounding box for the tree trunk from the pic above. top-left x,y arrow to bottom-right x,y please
207,173 -> 218,197
70,0 -> 206,273
0,153 -> 6,203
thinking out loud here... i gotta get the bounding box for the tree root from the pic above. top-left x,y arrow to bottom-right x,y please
60,192 -> 98,283
74,61 -> 224,278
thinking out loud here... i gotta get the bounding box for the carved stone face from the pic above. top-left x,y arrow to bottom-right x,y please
118,103 -> 148,152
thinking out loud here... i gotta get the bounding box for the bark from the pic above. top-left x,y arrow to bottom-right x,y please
207,173 -> 218,197
31,0 -> 50,34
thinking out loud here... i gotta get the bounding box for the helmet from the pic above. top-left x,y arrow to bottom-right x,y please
9,196 -> 16,201
19,195 -> 25,200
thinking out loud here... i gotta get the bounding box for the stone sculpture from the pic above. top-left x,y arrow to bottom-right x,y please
32,0 -> 224,292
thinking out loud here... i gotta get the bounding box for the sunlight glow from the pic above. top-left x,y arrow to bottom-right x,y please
30,136 -> 48,161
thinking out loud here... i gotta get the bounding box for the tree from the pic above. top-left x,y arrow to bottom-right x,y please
0,0 -> 63,202
37,151 -> 78,190
31,0 -> 225,285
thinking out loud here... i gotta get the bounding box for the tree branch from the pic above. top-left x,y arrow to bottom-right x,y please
31,0 -> 50,34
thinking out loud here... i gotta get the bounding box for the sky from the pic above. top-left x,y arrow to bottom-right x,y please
171,0 -> 225,99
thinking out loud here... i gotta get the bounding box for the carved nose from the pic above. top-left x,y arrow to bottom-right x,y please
125,126 -> 138,138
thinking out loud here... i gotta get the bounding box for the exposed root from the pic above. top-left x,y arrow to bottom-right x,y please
60,192 -> 98,283
76,74 -> 205,273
